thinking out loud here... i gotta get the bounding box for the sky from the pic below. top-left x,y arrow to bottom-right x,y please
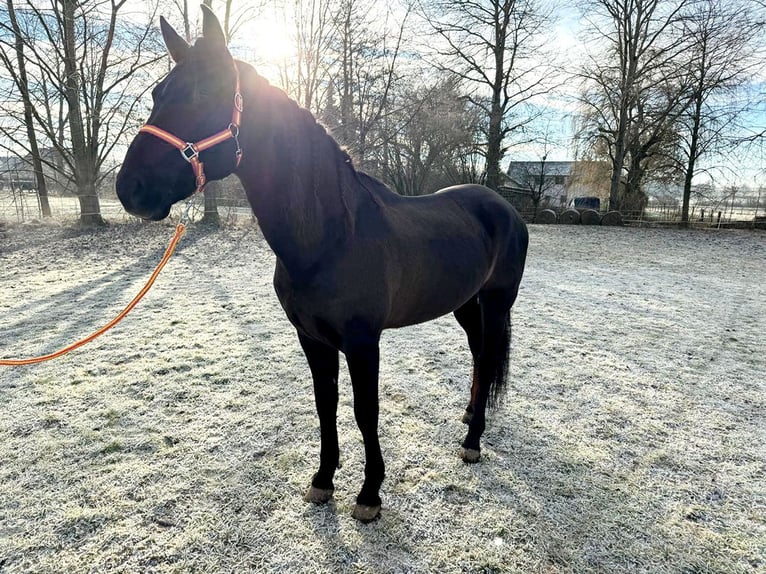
101,0 -> 766,190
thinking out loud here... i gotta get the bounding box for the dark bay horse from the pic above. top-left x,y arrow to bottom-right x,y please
116,7 -> 528,522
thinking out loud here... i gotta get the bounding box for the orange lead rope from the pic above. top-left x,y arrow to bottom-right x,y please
0,223 -> 186,367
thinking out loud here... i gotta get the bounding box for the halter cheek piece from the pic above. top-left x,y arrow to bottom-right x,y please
138,66 -> 243,195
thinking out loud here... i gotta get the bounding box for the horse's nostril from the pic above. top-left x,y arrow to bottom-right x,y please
116,173 -> 141,212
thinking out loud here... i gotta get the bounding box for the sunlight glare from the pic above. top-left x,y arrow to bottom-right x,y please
233,14 -> 295,85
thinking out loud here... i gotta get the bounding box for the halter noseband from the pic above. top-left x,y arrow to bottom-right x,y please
138,66 -> 243,195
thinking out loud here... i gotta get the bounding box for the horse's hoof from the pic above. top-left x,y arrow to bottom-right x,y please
351,503 -> 381,523
304,485 -> 334,504
460,447 -> 481,463
461,410 -> 473,424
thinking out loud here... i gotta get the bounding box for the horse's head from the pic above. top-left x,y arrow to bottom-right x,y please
116,6 -> 242,220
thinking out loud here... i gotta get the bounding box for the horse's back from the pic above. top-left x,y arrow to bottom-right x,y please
434,184 -> 528,288
435,183 -> 525,229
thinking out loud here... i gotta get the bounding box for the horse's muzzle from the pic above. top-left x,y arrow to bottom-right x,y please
116,172 -> 171,221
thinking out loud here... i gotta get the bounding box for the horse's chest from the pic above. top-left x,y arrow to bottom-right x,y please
273,263 -> 387,346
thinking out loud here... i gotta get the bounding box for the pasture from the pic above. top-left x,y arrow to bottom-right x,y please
0,222 -> 763,573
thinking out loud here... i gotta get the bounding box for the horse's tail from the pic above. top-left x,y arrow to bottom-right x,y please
487,310 -> 511,410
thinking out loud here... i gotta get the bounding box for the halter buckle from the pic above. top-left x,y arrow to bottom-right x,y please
229,123 -> 242,167
181,143 -> 199,162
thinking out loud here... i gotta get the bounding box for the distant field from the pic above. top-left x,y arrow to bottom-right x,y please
644,203 -> 763,222
0,192 -> 130,223
0,222 -> 764,573
0,192 -> 253,224
2,190 -> 764,226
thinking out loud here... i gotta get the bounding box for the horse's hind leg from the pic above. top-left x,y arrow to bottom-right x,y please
460,290 -> 514,463
299,333 -> 340,505
453,296 -> 482,424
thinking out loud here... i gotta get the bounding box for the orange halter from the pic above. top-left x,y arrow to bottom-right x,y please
138,66 -> 243,194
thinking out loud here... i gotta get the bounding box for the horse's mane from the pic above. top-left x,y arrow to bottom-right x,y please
247,70 -> 348,161
243,64 -> 392,205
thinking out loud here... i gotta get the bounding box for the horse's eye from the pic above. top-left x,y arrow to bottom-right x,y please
152,73 -> 193,105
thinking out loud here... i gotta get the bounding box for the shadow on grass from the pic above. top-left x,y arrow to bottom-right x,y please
0,223 -> 220,360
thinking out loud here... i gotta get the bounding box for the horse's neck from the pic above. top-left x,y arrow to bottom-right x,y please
236,70 -> 355,274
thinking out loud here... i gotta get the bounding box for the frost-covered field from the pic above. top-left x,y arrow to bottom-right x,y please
0,221 -> 764,573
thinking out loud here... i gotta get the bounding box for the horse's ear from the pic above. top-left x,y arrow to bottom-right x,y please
201,4 -> 226,46
160,16 -> 189,63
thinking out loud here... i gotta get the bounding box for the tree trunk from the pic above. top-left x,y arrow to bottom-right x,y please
485,103 -> 504,191
7,0 -> 51,217
681,95 -> 703,226
533,156 -> 547,223
609,142 -> 624,212
609,82 -> 632,212
61,0 -> 104,225
77,180 -> 105,227
183,0 -> 191,40
29,149 -> 51,218
485,9 -> 506,193
624,148 -> 648,214
339,5 -> 353,146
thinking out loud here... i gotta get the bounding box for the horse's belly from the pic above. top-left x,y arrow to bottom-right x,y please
384,264 -> 487,328
384,302 -> 465,329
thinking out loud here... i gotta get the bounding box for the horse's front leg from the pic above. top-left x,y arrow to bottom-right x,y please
299,333 -> 340,504
345,337 -> 384,523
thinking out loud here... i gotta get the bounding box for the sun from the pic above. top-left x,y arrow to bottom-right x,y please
233,13 -> 295,84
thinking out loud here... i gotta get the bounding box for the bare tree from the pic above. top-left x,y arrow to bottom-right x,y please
276,0 -> 335,113
0,0 -> 164,225
278,0 -> 411,173
516,119 -> 570,219
418,0 -> 558,191
1,0 -> 52,217
173,0 -> 258,43
673,0 -> 762,224
518,155 -> 555,221
376,77 -> 482,195
169,0 -> 191,40
577,0 -> 694,212
198,0 -> 224,225
328,0 -> 409,167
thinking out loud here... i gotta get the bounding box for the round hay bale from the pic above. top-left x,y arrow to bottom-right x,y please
536,209 -> 557,224
580,209 -> 601,225
559,208 -> 581,224
601,210 -> 624,226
